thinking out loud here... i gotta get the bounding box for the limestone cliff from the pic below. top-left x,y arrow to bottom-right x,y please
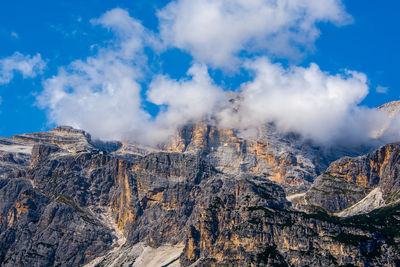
163,122 -> 365,190
0,126 -> 399,266
300,142 -> 400,215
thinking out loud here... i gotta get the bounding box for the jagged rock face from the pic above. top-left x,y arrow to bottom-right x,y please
0,126 -> 399,266
303,174 -> 368,213
302,142 -> 400,213
180,178 -> 399,266
14,126 -> 93,153
327,143 -> 400,193
164,123 -> 352,189
0,174 -> 114,266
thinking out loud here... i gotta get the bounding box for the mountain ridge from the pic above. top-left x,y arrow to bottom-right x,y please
0,122 -> 400,266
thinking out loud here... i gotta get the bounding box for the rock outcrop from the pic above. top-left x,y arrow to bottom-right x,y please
0,126 -> 399,266
302,142 -> 400,213
378,100 -> 400,118
163,122 -> 368,190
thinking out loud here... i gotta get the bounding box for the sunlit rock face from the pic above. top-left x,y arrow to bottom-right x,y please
164,122 -> 357,190
0,125 -> 399,266
303,142 -> 400,213
165,123 -> 317,187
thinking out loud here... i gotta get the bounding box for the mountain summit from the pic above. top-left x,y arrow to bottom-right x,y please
0,121 -> 400,266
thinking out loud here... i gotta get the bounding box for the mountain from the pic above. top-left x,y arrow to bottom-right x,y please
378,100 -> 400,118
0,124 -> 400,266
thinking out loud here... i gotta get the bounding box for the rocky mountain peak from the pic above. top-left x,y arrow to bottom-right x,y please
50,125 -> 90,136
12,125 -> 93,153
378,100 -> 400,117
1,113 -> 400,266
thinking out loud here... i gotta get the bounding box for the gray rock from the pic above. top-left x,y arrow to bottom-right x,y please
0,126 -> 399,266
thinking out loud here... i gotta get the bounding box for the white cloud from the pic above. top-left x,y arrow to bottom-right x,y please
0,52 -> 45,84
38,8 -> 152,141
11,32 -> 19,39
146,63 -> 227,143
91,8 -> 162,58
39,8 -> 227,144
376,85 -> 388,94
37,6 -> 400,148
158,0 -> 352,68
217,58 -> 393,145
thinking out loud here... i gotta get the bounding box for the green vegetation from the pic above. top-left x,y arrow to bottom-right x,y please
81,215 -> 99,226
247,206 -> 275,217
55,194 -> 99,226
49,173 -> 60,180
333,233 -> 371,246
161,256 -> 180,267
205,196 -> 223,212
56,195 -> 83,213
342,203 -> 400,245
320,174 -> 350,184
384,190 -> 400,203
248,217 -> 262,225
253,245 -> 288,267
309,187 -> 333,195
303,211 -> 340,224
26,251 -> 45,258
322,185 -> 363,195
37,242 -> 54,248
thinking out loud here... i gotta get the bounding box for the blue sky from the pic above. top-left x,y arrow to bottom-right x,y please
0,0 -> 399,144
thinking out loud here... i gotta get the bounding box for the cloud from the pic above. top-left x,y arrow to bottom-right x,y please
158,0 -> 352,68
38,8 -> 152,141
37,6 -> 400,148
376,85 -> 388,94
143,58 -> 398,147
0,52 -> 45,84
217,58 -> 394,145
11,32 -> 18,39
91,8 -> 162,57
146,63 -> 227,143
38,8 -> 226,144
